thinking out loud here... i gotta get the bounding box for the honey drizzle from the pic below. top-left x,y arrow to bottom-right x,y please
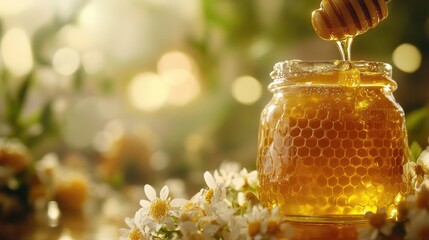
335,37 -> 354,61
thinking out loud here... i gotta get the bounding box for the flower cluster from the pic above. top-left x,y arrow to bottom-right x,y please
358,184 -> 429,240
123,144 -> 429,240
0,138 -> 92,222
359,143 -> 429,240
407,145 -> 429,191
120,162 -> 294,240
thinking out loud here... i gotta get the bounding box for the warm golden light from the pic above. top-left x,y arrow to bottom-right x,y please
78,1 -> 102,33
1,28 -> 34,76
0,0 -> 34,16
82,50 -> 105,74
52,47 -> 80,76
157,51 -> 194,74
128,73 -> 169,111
161,69 -> 200,106
93,120 -> 124,152
57,24 -> 94,51
392,43 -> 422,73
231,76 -> 263,105
149,151 -> 170,171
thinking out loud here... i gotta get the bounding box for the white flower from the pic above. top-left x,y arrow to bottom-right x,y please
204,171 -> 217,189
213,161 -> 242,187
120,217 -> 149,240
35,153 -> 60,182
178,219 -> 199,240
244,206 -> 292,240
203,171 -> 227,205
407,147 -> 429,190
231,169 -> 258,191
135,184 -> 187,231
358,208 -> 394,240
225,215 -> 247,240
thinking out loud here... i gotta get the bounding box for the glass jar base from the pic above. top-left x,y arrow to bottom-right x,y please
286,220 -> 368,240
284,214 -> 367,224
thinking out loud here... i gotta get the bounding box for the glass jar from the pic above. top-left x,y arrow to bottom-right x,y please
256,60 -> 410,223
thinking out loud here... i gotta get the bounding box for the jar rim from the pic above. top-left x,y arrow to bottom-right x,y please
269,60 -> 396,91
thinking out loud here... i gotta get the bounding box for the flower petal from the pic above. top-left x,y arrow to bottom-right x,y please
171,198 -> 188,207
204,171 -> 215,188
162,216 -> 175,230
125,217 -> 135,228
160,185 -> 169,200
144,184 -> 157,201
140,199 -> 151,208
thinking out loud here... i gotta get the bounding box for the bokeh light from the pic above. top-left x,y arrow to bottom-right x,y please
36,67 -> 58,91
0,0 -> 35,16
52,47 -> 81,76
149,151 -> 170,171
57,24 -> 95,51
128,72 -> 169,111
185,133 -> 203,155
1,28 -> 34,76
82,50 -> 105,74
162,69 -> 200,106
63,98 -> 105,148
93,120 -> 124,152
392,43 -> 422,73
157,51 -> 195,74
231,76 -> 263,105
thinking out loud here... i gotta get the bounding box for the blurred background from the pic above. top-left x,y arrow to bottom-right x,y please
0,0 -> 428,239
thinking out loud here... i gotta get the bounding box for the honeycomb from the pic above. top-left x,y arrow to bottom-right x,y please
257,70 -> 410,222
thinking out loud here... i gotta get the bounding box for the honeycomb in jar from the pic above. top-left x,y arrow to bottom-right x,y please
257,73 -> 410,221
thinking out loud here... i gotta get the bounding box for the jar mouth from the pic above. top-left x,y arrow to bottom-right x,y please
269,60 -> 396,92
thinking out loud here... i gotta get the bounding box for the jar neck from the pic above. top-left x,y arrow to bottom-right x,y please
268,60 -> 397,93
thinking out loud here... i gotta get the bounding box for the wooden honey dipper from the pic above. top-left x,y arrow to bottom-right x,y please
312,0 -> 389,41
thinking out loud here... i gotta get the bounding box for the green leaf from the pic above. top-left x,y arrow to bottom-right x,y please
73,66 -> 84,91
40,101 -> 53,128
10,72 -> 33,124
410,141 -> 423,162
109,173 -> 124,189
25,101 -> 54,147
406,105 -> 429,146
17,72 -> 33,106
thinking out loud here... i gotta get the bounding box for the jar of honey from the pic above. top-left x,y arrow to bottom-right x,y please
257,60 -> 410,223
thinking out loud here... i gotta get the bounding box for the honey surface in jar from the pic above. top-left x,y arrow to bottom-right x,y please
256,61 -> 410,222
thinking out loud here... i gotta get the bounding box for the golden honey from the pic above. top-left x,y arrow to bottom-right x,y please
257,60 -> 410,223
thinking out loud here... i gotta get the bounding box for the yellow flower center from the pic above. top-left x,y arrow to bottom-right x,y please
248,221 -> 261,237
149,198 -> 170,222
183,201 -> 195,211
129,229 -> 144,240
205,189 -> 214,204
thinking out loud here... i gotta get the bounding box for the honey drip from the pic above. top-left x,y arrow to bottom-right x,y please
312,0 -> 389,60
335,37 -> 353,61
